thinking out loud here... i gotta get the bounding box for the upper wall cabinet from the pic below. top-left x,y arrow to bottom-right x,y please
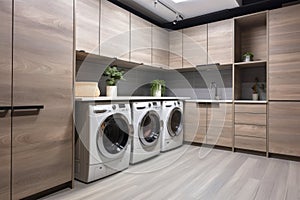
183,24 -> 207,68
169,30 -> 183,69
100,0 -> 130,61
269,4 -> 300,100
208,19 -> 233,65
130,14 -> 152,65
152,26 -> 169,69
0,0 -> 12,199
76,0 -> 100,54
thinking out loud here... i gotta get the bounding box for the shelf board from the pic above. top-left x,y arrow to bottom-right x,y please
234,100 -> 268,104
234,60 -> 267,68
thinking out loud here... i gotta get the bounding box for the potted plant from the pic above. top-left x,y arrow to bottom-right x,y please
242,52 -> 254,62
151,80 -> 166,97
103,66 -> 124,97
251,77 -> 259,100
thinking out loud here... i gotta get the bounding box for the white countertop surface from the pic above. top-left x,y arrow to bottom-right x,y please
185,99 -> 233,103
75,96 -> 191,102
234,100 -> 268,104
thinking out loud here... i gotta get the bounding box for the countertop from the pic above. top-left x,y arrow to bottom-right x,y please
185,99 -> 233,103
75,96 -> 191,102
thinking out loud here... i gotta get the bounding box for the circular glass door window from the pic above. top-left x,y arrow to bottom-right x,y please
167,108 -> 183,137
139,111 -> 160,147
98,114 -> 130,155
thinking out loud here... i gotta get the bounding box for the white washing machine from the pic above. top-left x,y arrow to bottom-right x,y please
130,101 -> 162,164
75,101 -> 132,183
161,101 -> 184,152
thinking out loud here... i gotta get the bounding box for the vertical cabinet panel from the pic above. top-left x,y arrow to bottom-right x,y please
76,0 -> 100,54
13,1 -> 73,199
100,0 -> 130,61
183,24 -> 207,68
269,4 -> 300,100
208,19 -> 233,65
169,30 -> 183,69
0,0 -> 12,199
269,102 -> 300,157
130,14 -> 152,65
152,26 -> 169,69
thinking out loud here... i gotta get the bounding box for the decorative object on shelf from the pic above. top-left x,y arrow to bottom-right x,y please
151,79 -> 166,97
252,77 -> 259,100
259,83 -> 266,100
75,82 -> 100,97
242,52 -> 254,62
103,66 -> 125,97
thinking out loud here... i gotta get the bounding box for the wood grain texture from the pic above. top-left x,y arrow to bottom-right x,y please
235,124 -> 266,138
130,14 -> 152,65
100,0 -> 130,61
13,0 -> 73,199
269,4 -> 300,100
169,30 -> 183,69
235,136 -> 266,152
235,113 -> 266,126
235,104 -> 266,113
269,102 -> 300,157
0,1 -> 12,199
75,0 -> 99,54
183,24 -> 207,68
208,19 -> 233,65
152,26 -> 169,69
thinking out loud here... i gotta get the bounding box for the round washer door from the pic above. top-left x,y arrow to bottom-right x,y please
167,108 -> 183,137
139,111 -> 161,147
97,113 -> 131,159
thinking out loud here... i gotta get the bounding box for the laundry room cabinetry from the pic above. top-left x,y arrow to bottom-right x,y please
183,24 -> 208,68
152,25 -> 169,69
169,30 -> 183,69
130,14 -> 152,65
208,19 -> 233,65
0,0 -> 12,199
100,0 -> 130,61
76,0 -> 100,54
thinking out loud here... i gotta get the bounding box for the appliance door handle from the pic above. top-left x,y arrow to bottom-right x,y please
0,106 -> 12,111
12,105 -> 44,110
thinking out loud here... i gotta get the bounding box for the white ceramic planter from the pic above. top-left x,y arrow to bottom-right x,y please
153,85 -> 161,97
106,86 -> 117,97
252,93 -> 258,101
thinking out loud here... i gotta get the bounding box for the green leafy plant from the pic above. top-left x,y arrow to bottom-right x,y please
103,66 -> 125,86
242,52 -> 254,61
151,80 -> 166,96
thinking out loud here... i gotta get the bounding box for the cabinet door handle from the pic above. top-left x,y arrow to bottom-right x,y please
0,106 -> 12,111
12,105 -> 44,110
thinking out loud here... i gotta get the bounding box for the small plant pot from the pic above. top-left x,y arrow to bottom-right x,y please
244,55 -> 253,62
106,86 -> 117,97
252,93 -> 258,101
152,85 -> 161,97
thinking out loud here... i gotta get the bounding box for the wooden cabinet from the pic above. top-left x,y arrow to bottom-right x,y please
269,102 -> 300,157
183,24 -> 207,68
152,26 -> 169,69
100,0 -> 130,61
234,104 -> 267,152
169,30 -> 183,69
206,103 -> 233,147
76,0 -> 100,54
184,103 -> 206,143
130,14 -> 152,65
208,19 -> 233,65
0,0 -> 12,199
12,0 -> 73,199
269,4 -> 300,100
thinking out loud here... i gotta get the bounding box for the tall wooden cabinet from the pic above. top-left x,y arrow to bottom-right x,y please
0,0 -> 12,199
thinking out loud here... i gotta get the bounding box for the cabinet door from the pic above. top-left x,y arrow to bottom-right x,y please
169,30 -> 183,69
269,102 -> 300,157
100,0 -> 130,60
152,26 -> 169,69
269,4 -> 300,100
184,103 -> 206,143
0,0 -> 12,199
207,103 -> 233,147
76,0 -> 100,54
130,14 -> 152,65
183,24 -> 207,68
208,19 -> 233,65
13,1 -> 73,199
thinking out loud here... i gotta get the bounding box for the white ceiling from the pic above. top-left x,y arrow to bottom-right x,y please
129,0 -> 242,22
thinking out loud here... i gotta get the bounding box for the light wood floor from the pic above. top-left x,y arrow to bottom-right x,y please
43,145 -> 300,200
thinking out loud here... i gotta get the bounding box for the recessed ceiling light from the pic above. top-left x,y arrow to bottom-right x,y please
171,0 -> 190,3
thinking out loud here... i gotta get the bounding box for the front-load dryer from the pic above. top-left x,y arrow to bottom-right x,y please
161,101 -> 184,152
75,102 -> 132,183
130,101 -> 162,164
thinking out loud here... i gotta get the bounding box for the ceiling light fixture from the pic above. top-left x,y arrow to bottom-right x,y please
153,0 -> 184,25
